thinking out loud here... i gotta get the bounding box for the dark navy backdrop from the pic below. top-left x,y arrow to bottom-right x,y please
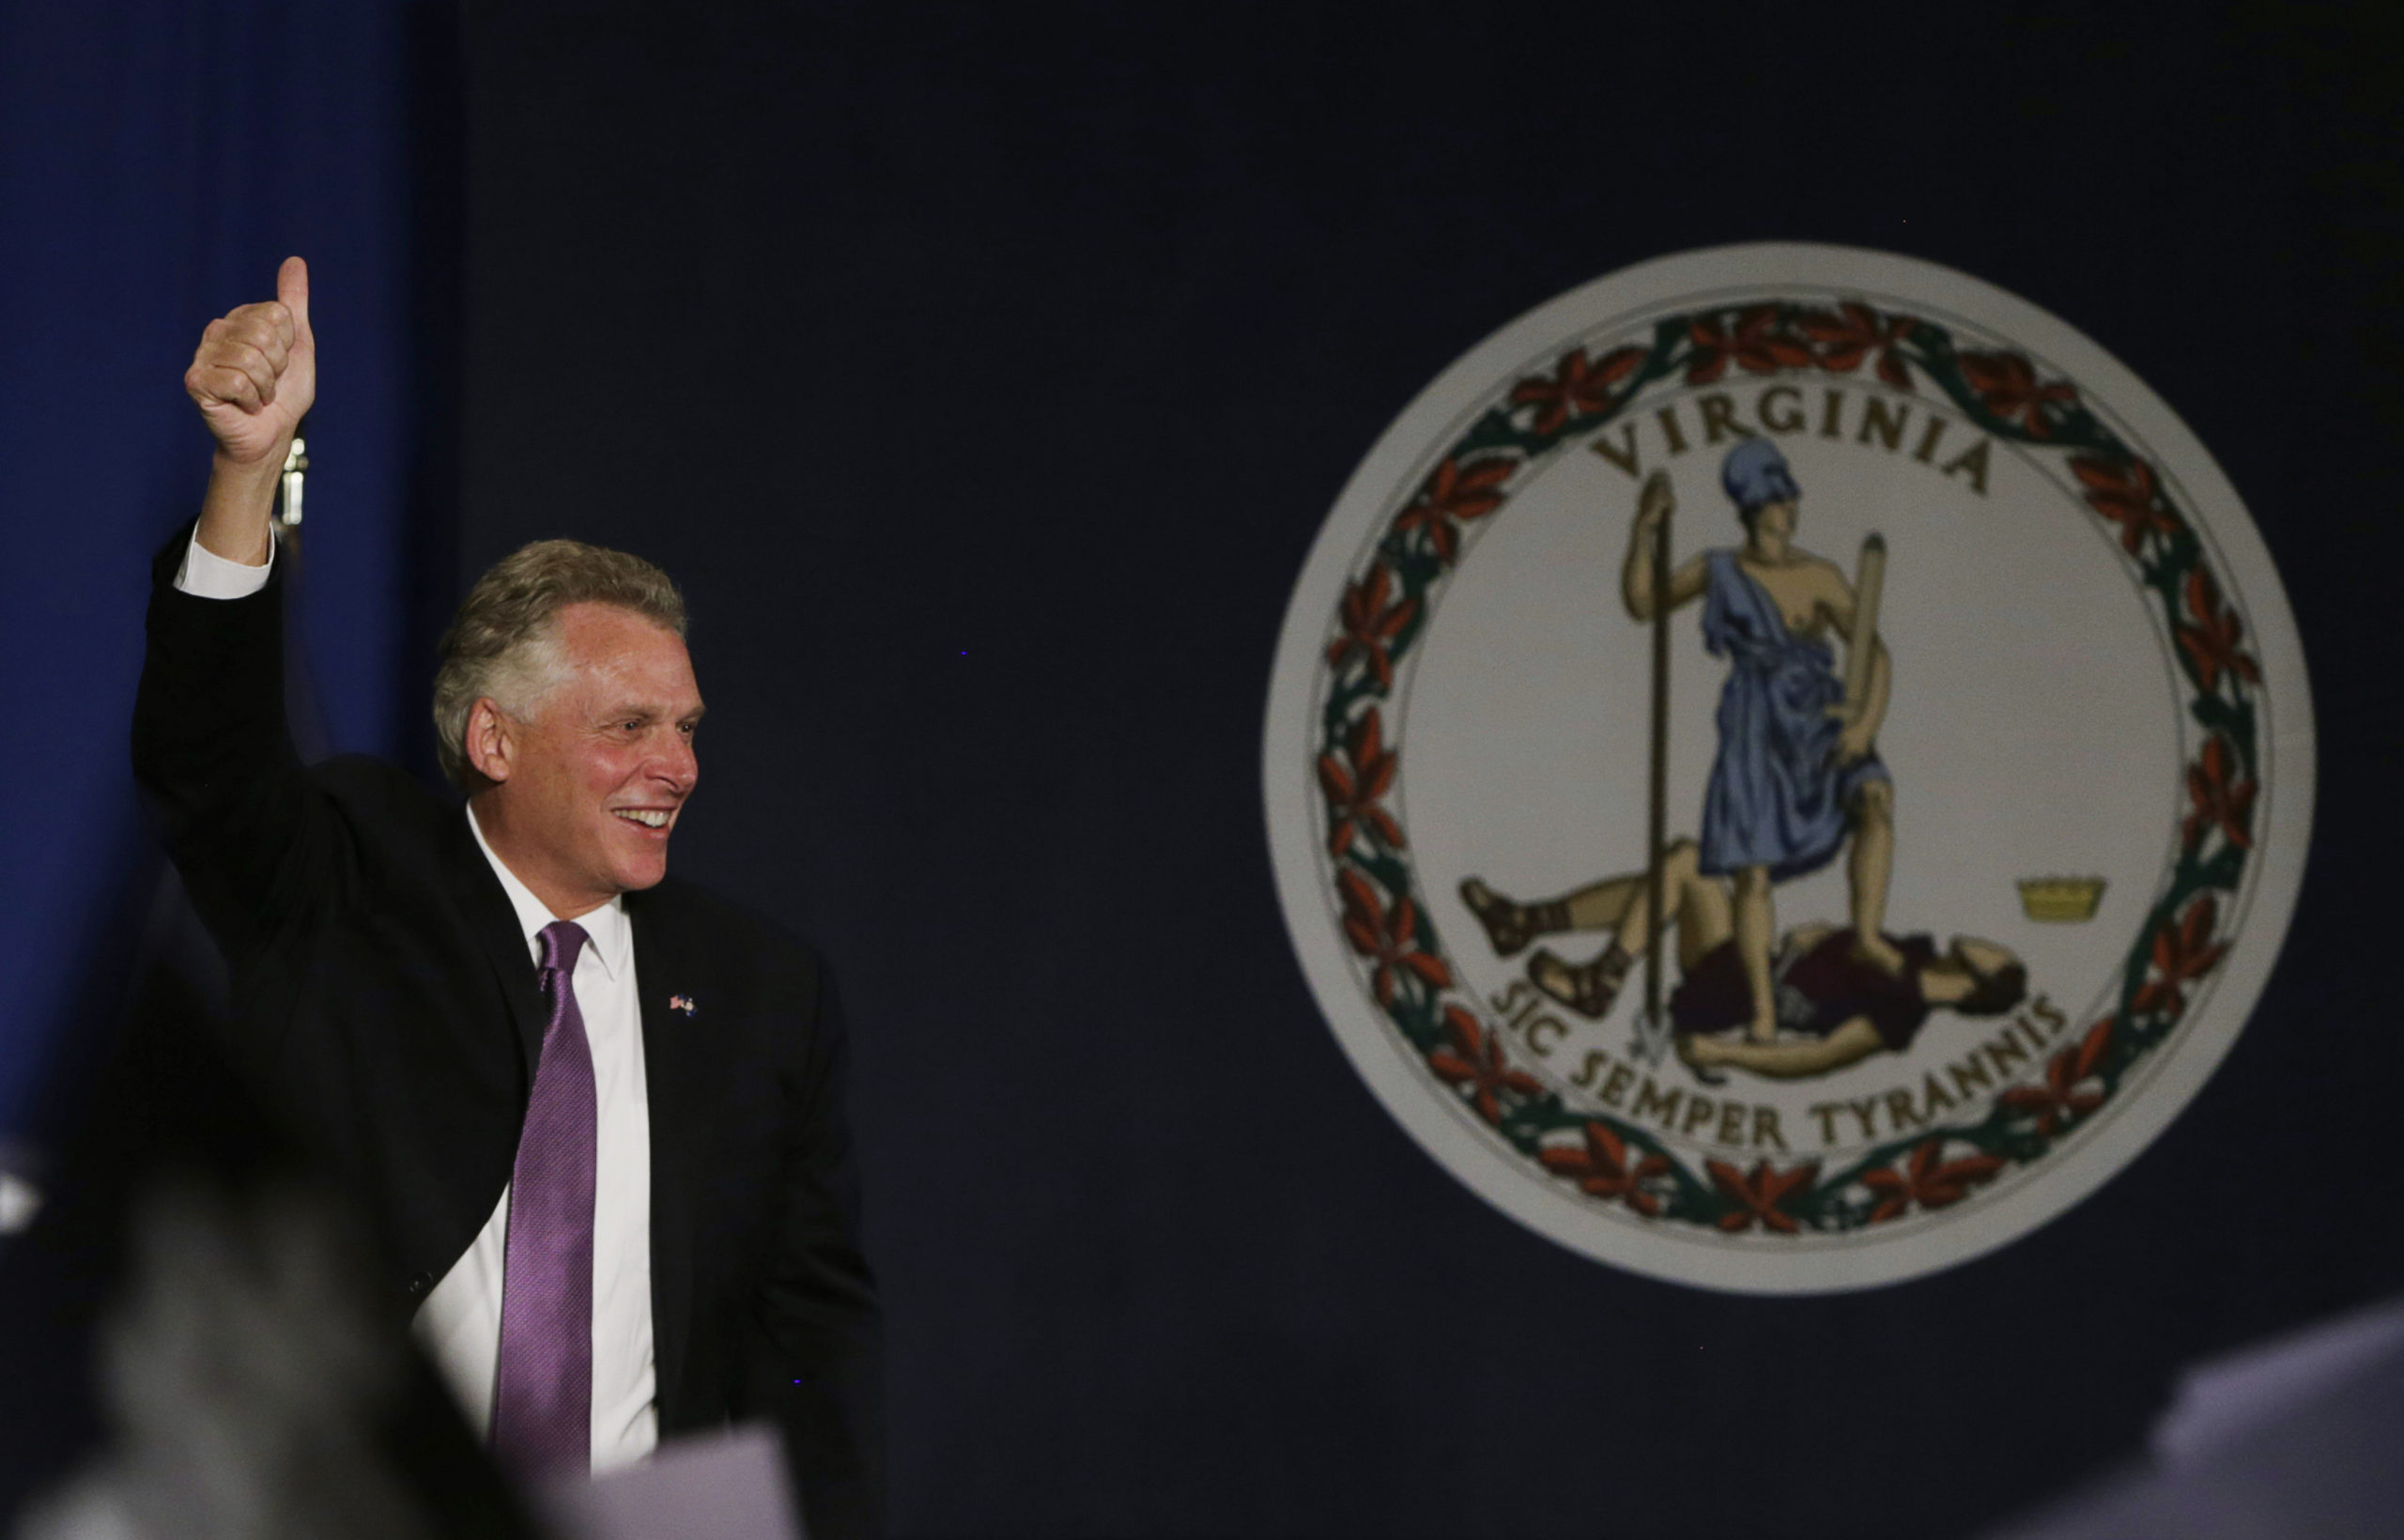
0,1 -> 455,1135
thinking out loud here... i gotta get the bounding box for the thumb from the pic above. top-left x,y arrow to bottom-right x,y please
277,254 -> 314,346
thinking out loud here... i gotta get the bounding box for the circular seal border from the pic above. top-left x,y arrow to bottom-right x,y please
1263,243 -> 2315,1294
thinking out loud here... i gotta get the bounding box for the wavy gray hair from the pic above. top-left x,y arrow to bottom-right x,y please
431,539 -> 687,789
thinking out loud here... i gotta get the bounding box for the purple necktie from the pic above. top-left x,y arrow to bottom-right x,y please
491,919 -> 596,1475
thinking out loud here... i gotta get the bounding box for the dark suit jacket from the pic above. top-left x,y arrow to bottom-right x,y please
130,530 -> 883,1539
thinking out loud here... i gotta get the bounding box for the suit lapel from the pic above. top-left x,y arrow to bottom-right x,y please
440,808 -> 547,1079
628,886 -> 698,1422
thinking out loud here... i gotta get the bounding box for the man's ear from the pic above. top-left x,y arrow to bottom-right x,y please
463,698 -> 516,785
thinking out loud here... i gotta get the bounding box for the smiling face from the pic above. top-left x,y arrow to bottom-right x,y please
466,601 -> 703,917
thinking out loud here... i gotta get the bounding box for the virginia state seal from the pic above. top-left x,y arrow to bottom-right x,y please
1263,244 -> 2313,1293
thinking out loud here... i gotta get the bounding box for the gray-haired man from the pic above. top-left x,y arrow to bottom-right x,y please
134,258 -> 882,1537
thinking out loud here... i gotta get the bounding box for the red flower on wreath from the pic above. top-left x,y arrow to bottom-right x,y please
2001,1017 -> 2114,1135
1326,563 -> 1416,689
1510,345 -> 1647,435
1429,1006 -> 1542,1126
1395,454 -> 1514,565
2131,894 -> 2227,1024
2176,567 -> 2262,693
1539,1120 -> 1671,1216
1705,1158 -> 1820,1234
1859,1138 -> 2007,1223
2071,454 -> 2181,555
1959,350 -> 2076,438
1799,302 -> 1917,391
1338,869 -> 1451,1007
1318,708 -> 1402,857
2183,735 -> 2257,854
1687,305 -> 1813,384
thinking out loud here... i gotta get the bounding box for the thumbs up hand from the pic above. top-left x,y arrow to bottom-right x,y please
185,256 -> 316,466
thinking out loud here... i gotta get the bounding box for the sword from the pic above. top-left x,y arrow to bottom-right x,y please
1842,532 -> 1885,716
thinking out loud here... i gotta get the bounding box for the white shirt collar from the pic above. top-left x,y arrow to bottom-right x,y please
466,802 -> 632,982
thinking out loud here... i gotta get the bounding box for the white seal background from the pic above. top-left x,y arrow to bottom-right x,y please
1262,243 -> 2315,1293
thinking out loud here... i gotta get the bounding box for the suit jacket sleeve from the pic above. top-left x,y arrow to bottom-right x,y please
734,961 -> 886,1540
131,522 -> 357,980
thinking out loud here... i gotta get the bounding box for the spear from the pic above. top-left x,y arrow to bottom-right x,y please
1638,470 -> 1672,1063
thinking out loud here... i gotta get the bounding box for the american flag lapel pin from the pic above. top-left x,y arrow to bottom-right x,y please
669,993 -> 698,1018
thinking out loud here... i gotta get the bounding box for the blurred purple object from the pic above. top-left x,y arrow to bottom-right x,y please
536,1424 -> 801,1540
1987,1296 -> 2404,1540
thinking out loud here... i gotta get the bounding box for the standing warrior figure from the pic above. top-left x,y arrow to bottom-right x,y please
1614,438 -> 1897,1043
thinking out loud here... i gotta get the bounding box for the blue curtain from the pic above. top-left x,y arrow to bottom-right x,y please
0,2 -> 444,1135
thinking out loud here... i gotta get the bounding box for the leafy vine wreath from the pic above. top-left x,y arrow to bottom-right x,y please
1313,298 -> 2265,1235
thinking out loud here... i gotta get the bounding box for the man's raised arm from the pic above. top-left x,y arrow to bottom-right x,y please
133,257 -> 340,970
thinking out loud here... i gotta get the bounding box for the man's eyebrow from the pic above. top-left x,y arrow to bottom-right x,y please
595,702 -> 707,724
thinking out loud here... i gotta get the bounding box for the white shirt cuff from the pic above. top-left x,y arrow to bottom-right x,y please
174,527 -> 276,598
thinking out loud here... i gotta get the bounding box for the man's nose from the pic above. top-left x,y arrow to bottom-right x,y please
652,731 -> 698,792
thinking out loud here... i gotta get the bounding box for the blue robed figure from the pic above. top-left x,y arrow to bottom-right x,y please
1453,441 -> 1902,1038
1613,439 -> 1902,1040
1696,541 -> 1888,882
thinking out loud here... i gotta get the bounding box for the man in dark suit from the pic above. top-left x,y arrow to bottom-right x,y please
133,257 -> 881,1538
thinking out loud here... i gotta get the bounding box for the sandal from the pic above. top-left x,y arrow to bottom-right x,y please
1458,876 -> 1535,957
1529,947 -> 1626,1020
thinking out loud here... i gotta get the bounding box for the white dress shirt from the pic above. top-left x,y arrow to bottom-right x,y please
174,524 -> 280,596
175,529 -> 660,1472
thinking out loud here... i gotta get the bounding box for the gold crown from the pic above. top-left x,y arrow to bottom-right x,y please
2018,877 -> 2105,923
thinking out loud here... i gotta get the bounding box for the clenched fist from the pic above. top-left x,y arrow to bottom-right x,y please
186,255 -> 316,467
1636,468 -> 1674,526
